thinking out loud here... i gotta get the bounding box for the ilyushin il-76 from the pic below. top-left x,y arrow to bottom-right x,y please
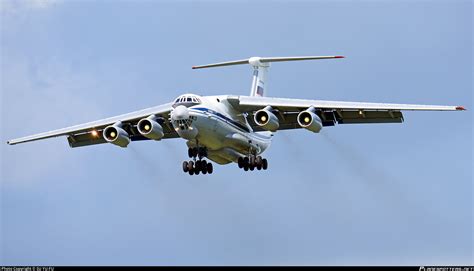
7,56 -> 466,175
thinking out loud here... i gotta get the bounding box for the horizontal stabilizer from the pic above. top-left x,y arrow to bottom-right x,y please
192,55 -> 344,69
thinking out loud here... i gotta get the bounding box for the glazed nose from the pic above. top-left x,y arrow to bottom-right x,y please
171,105 -> 190,121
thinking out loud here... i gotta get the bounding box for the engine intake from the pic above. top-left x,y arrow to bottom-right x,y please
254,106 -> 279,132
297,108 -> 323,133
137,116 -> 164,140
103,122 -> 130,147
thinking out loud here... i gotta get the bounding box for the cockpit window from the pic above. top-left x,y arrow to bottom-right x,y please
173,94 -> 202,107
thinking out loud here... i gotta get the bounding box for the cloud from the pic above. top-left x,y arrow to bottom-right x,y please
1,0 -> 60,15
0,52 -> 105,185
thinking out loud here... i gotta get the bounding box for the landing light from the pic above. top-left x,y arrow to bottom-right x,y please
144,124 -> 150,131
261,115 -> 267,122
304,117 -> 310,123
110,131 -> 116,138
91,130 -> 98,137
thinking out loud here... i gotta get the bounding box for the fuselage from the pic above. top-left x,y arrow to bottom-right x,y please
170,94 -> 272,165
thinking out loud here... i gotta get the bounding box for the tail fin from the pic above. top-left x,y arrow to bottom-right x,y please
192,55 -> 344,97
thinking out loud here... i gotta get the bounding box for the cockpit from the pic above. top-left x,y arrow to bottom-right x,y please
173,94 -> 202,107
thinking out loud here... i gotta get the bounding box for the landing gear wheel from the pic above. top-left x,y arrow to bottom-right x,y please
207,163 -> 213,174
198,148 -> 207,158
249,155 -> 256,171
187,161 -> 194,172
243,165 -> 249,171
249,156 -> 255,167
195,160 -> 202,172
237,157 -> 244,168
256,156 -> 263,166
201,160 -> 208,174
262,159 -> 268,170
256,156 -> 263,170
243,157 -> 249,167
185,145 -> 212,175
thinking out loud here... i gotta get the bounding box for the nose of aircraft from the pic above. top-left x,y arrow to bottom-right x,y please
171,105 -> 190,121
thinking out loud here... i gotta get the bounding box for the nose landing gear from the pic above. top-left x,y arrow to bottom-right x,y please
188,147 -> 207,159
183,147 -> 213,175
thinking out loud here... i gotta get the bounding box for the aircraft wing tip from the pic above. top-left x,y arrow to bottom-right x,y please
335,55 -> 345,58
455,106 -> 466,111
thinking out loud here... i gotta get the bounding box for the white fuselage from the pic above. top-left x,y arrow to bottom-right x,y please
170,95 -> 272,165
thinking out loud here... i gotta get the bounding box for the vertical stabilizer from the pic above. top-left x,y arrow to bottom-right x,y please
248,57 -> 269,97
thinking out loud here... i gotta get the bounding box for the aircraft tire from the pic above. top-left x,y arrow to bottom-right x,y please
249,156 -> 255,167
256,156 -> 262,166
207,163 -> 213,174
201,160 -> 208,174
237,157 -> 244,168
243,157 -> 249,167
183,161 -> 189,172
262,159 -> 268,170
195,160 -> 201,171
187,161 -> 194,172
198,148 -> 207,158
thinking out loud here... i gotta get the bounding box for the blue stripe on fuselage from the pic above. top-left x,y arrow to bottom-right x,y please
190,107 -> 271,140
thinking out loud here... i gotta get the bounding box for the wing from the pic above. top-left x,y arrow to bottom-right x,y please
227,96 -> 465,131
7,103 -> 178,147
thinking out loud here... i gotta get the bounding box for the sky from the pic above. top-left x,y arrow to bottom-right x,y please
0,0 -> 472,266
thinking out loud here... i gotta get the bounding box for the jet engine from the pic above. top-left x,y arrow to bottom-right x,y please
254,106 -> 279,132
103,122 -> 130,147
297,108 -> 323,133
137,116 -> 164,140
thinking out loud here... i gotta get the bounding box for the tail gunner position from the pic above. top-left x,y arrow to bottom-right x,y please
7,56 -> 466,175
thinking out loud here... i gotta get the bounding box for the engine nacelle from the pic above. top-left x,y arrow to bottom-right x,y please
137,116 -> 164,140
297,109 -> 323,133
254,107 -> 279,132
103,123 -> 130,147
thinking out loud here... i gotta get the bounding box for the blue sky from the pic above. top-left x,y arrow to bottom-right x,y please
1,0 -> 472,265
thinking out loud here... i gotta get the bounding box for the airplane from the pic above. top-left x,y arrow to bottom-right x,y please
6,56 -> 466,175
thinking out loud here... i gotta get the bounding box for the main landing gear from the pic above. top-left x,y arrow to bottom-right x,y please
237,155 -> 268,171
183,147 -> 213,175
